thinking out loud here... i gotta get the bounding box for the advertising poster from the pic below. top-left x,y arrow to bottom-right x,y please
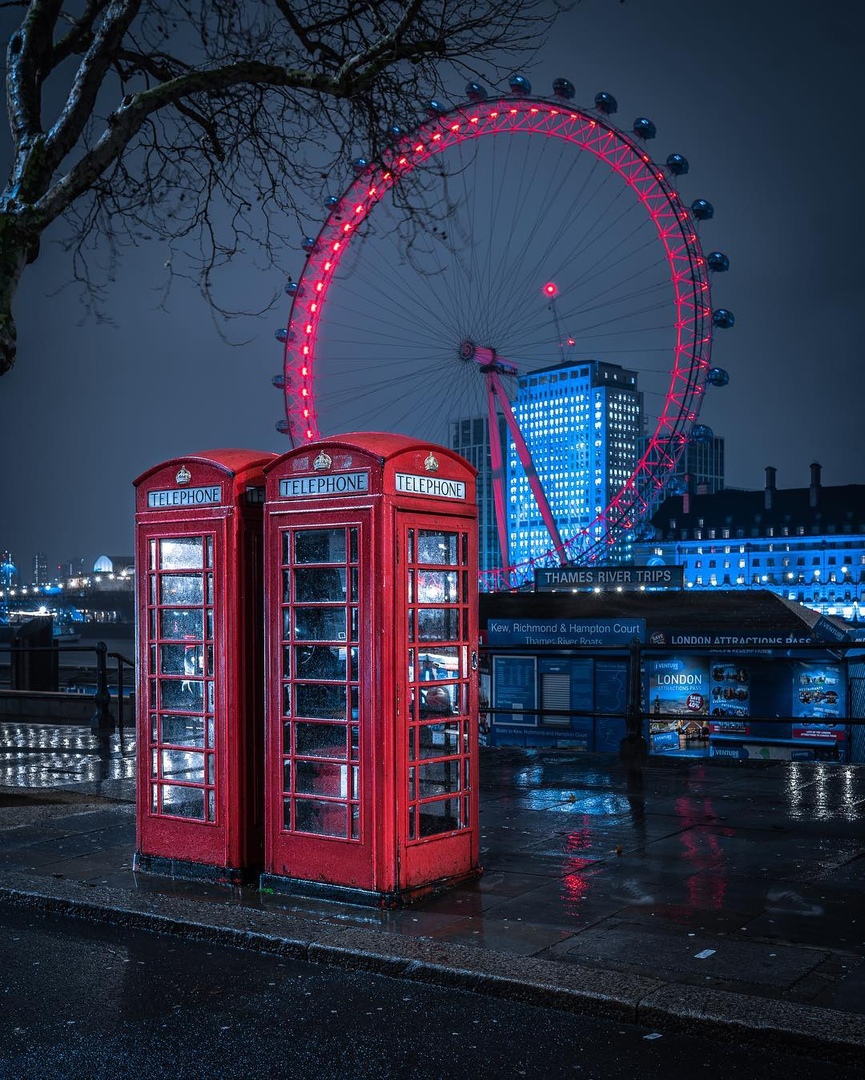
792,662 -> 847,744
709,661 -> 751,736
491,655 -> 536,730
646,655 -> 709,752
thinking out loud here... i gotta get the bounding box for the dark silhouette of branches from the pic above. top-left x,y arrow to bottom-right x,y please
0,0 -> 556,375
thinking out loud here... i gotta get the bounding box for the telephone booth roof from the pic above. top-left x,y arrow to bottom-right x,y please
135,449 -> 276,488
264,431 -> 478,476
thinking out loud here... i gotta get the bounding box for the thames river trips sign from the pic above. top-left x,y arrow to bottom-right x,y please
534,565 -> 683,591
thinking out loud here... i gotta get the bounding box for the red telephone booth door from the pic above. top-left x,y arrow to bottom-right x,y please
398,514 -> 479,891
265,511 -> 379,891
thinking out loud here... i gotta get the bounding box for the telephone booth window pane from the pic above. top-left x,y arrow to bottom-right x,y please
160,680 -> 204,710
295,722 -> 347,758
350,608 -> 359,642
419,798 -> 460,837
159,538 -> 203,570
160,608 -> 203,640
296,683 -> 347,719
205,535 -> 214,567
349,529 -> 358,563
418,608 -> 460,641
294,567 -> 347,602
350,725 -> 359,760
282,684 -> 292,716
161,714 -> 205,747
162,749 -> 204,782
295,761 -> 347,796
295,529 -> 347,564
207,790 -> 215,821
295,799 -> 347,837
417,531 -> 458,565
283,647 -> 292,678
162,785 -> 205,820
160,575 -> 204,605
294,607 -> 346,641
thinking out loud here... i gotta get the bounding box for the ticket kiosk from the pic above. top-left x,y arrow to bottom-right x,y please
133,449 -> 274,883
262,433 -> 479,904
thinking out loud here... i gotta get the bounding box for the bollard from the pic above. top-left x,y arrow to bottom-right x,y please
91,641 -> 115,734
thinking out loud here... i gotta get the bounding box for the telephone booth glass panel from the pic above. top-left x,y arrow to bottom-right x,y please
146,534 -> 216,822
279,525 -> 362,840
407,526 -> 473,841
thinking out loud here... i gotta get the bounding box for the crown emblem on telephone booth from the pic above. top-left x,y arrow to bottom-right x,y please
313,450 -> 333,471
175,465 -> 192,484
424,452 -> 439,473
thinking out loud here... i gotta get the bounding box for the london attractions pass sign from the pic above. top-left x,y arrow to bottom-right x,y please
534,565 -> 684,591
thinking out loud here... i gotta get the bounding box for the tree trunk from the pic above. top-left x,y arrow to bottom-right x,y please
0,217 -> 38,377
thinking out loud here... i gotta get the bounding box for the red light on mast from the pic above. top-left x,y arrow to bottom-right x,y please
543,282 -> 558,298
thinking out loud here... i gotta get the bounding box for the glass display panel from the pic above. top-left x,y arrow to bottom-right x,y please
160,608 -> 204,640
160,574 -> 204,605
160,714 -> 205,747
295,529 -> 347,564
417,608 -> 460,641
161,749 -> 204,782
295,721 -> 347,758
295,761 -> 347,797
295,798 -> 347,837
294,607 -> 347,641
159,537 -> 203,570
294,567 -> 347,602
416,531 -> 458,565
296,683 -> 347,719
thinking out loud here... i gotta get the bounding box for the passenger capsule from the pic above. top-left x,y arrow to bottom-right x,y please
633,117 -> 656,139
552,78 -> 575,100
388,125 -> 402,140
427,99 -> 447,116
466,82 -> 487,102
508,74 -> 532,95
272,374 -> 285,390
324,195 -> 340,209
690,424 -> 714,444
666,153 -> 689,176
707,251 -> 730,272
712,308 -> 735,329
275,419 -> 291,435
352,157 -> 369,172
594,91 -> 618,114
666,476 -> 688,496
301,236 -> 317,252
691,199 -> 714,221
706,367 -> 730,387
285,281 -> 304,298
635,522 -> 656,541
274,328 -> 288,344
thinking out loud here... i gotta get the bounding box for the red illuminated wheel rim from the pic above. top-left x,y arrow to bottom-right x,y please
279,95 -> 717,588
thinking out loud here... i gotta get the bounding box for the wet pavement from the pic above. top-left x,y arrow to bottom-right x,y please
0,722 -> 863,1064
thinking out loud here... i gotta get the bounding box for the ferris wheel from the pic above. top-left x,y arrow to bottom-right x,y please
273,76 -> 732,590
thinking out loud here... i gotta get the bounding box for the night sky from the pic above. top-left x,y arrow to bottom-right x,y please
0,0 -> 862,574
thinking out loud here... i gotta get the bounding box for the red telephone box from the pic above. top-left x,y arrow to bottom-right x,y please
262,433 -> 480,904
133,449 -> 274,884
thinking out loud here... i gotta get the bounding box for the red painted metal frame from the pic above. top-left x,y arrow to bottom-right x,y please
281,96 -> 713,587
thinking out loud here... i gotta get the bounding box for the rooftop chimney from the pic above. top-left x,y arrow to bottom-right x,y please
809,462 -> 821,508
764,466 -> 776,511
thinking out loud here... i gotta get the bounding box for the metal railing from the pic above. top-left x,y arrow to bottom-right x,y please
0,639 -> 134,735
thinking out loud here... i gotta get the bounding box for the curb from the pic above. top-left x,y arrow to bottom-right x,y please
1,871 -> 863,1066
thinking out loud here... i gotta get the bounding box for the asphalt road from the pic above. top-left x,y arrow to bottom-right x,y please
0,905 -> 859,1080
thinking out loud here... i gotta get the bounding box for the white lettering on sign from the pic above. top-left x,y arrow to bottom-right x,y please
394,472 -> 466,500
147,485 -> 222,508
279,471 -> 370,498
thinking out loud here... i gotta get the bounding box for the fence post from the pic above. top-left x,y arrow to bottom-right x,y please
91,641 -> 115,734
620,636 -> 648,764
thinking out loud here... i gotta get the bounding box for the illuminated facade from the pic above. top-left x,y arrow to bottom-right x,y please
636,464 -> 865,625
450,414 -> 507,577
507,361 -> 643,566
